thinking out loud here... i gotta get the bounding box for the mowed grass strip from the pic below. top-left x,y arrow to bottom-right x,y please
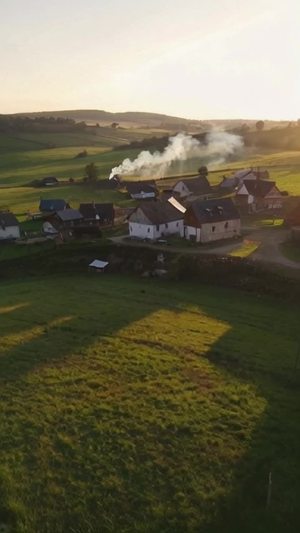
0,275 -> 299,532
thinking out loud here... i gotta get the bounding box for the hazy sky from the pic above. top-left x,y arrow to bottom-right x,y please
1,0 -> 299,119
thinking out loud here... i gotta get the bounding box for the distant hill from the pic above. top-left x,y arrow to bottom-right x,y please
9,109 -> 292,131
10,109 -> 204,130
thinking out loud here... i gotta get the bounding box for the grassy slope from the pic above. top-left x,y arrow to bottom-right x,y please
280,241 -> 300,262
1,146 -> 300,215
0,185 -> 134,214
0,146 -> 141,187
0,275 -> 299,533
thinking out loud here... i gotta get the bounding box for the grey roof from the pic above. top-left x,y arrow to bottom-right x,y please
187,198 -> 240,224
176,176 -> 211,195
89,259 -> 109,269
130,200 -> 184,225
0,211 -> 19,228
40,199 -> 68,212
126,180 -> 157,195
56,209 -> 83,222
219,177 -> 240,189
241,179 -> 278,198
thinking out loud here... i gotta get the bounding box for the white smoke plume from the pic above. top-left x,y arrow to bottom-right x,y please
109,131 -> 243,179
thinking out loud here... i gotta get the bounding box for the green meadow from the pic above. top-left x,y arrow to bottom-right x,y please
0,131 -> 300,216
0,274 -> 299,533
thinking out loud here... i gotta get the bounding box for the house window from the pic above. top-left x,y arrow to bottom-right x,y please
165,223 -> 168,228
224,222 -> 228,229
212,226 -> 216,232
176,222 -> 179,227
147,227 -> 150,233
156,225 -> 159,231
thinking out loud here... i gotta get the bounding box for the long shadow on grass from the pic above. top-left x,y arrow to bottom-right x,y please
0,277 -> 300,533
193,293 -> 300,533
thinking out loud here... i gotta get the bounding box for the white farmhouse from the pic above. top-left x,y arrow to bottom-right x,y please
0,212 -> 20,240
184,198 -> 241,243
128,201 -> 184,240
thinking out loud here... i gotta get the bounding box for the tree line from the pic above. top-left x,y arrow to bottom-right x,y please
0,115 -> 87,133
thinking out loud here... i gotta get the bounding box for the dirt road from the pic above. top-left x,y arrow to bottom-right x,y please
111,227 -> 300,270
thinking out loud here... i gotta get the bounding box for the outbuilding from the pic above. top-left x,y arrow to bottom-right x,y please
89,259 -> 109,272
0,212 -> 20,240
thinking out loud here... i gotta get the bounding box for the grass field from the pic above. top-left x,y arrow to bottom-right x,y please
280,241 -> 300,262
0,274 -> 299,532
1,138 -> 300,216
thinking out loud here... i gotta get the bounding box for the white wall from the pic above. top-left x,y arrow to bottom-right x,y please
173,181 -> 189,198
129,219 -> 183,240
0,225 -> 20,240
185,226 -> 201,242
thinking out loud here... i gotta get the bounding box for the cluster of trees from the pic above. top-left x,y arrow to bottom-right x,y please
0,115 -> 87,133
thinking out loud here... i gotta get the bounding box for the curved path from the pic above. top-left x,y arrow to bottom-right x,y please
111,227 -> 300,270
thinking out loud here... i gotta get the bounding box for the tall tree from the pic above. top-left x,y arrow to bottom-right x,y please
256,120 -> 265,131
85,163 -> 98,182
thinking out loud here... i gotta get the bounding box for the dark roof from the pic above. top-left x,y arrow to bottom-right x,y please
242,179 -> 278,198
126,180 -> 157,195
41,176 -> 58,184
0,211 -> 19,227
56,209 -> 83,222
39,199 -> 68,212
79,203 -> 114,220
130,200 -> 184,225
219,177 -> 240,189
176,176 -> 211,195
187,198 -> 240,224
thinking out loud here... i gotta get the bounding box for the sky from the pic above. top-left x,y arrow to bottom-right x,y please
1,0 -> 299,119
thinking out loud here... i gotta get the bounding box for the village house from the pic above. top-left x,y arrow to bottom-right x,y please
128,200 -> 184,240
172,175 -> 212,199
126,180 -> 157,200
184,198 -> 241,243
39,199 -> 69,213
219,168 -> 270,192
52,208 -> 83,230
79,203 -> 114,226
235,179 -> 283,213
0,212 -> 20,240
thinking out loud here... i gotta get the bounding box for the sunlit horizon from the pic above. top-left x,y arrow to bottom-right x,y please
1,0 -> 299,120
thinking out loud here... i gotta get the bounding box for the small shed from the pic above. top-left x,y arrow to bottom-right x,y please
89,259 -> 109,272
